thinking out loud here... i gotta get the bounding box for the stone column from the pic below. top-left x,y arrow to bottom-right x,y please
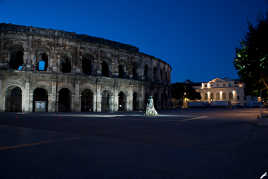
73,81 -> 80,112
29,92 -> 33,112
110,94 -> 115,112
0,80 -> 3,111
113,91 -> 119,112
127,89 -> 133,111
93,93 -> 96,112
49,81 -> 57,112
23,81 -> 30,112
96,84 -> 102,112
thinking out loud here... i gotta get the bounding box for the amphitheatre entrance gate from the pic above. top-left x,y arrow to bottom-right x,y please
58,88 -> 71,112
81,89 -> 93,112
5,87 -> 22,112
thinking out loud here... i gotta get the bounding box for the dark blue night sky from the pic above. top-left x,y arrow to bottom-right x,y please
0,0 -> 267,83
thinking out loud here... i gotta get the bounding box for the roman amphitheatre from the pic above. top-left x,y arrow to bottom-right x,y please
0,23 -> 171,112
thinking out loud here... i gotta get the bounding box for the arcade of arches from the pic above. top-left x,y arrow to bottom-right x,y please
2,84 -> 169,112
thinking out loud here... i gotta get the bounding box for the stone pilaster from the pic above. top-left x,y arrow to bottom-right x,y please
23,81 -> 30,112
73,81 -> 80,112
49,81 -> 57,112
96,84 -> 102,112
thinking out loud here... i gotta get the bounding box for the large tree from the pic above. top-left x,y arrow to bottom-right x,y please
234,14 -> 268,97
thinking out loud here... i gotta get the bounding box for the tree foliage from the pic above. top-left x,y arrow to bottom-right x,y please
234,14 -> 268,96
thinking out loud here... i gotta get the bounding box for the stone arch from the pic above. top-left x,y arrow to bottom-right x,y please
81,89 -> 94,112
5,86 -> 22,112
9,49 -> 24,70
33,88 -> 48,112
118,64 -> 124,78
118,91 -> 126,111
60,55 -> 72,73
37,53 -> 49,71
101,90 -> 112,112
133,92 -> 139,111
82,54 -> 93,75
153,67 -> 158,81
160,69 -> 163,81
144,64 -> 149,80
58,88 -> 72,112
132,63 -> 138,80
101,61 -> 110,77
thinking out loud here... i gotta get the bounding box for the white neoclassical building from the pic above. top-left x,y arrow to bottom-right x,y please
194,78 -> 245,106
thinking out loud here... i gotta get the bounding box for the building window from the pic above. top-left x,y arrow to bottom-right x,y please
37,53 -> 48,71
102,61 -> 109,77
229,92 -> 233,100
144,65 -> 148,80
82,56 -> 92,75
60,57 -> 71,73
222,93 -> 226,100
118,65 -> 124,78
9,51 -> 24,70
216,93 -> 220,100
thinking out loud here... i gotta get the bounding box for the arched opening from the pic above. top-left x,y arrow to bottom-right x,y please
153,67 -> 157,81
58,88 -> 71,112
82,56 -> 92,75
101,90 -> 111,112
161,93 -> 165,109
133,65 -> 138,80
166,71 -> 168,81
33,88 -> 48,112
133,92 -> 138,111
37,53 -> 48,71
118,92 -> 126,111
5,87 -> 22,112
9,51 -> 24,70
144,65 -> 148,80
102,61 -> 109,77
60,57 -> 71,73
81,89 -> 93,112
118,65 -> 124,78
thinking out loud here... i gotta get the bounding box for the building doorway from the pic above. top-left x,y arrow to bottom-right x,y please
33,88 -> 48,112
5,87 -> 22,112
101,90 -> 111,112
118,92 -> 126,111
58,88 -> 71,112
81,89 -> 93,112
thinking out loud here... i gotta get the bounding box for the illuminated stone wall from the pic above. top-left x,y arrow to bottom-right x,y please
0,23 -> 171,112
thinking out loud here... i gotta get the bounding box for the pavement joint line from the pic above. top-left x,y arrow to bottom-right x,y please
0,137 -> 81,151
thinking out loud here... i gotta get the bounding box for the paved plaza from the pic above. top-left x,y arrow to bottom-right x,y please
0,108 -> 268,179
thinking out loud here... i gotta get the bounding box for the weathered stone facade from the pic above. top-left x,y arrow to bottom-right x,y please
0,23 -> 171,112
